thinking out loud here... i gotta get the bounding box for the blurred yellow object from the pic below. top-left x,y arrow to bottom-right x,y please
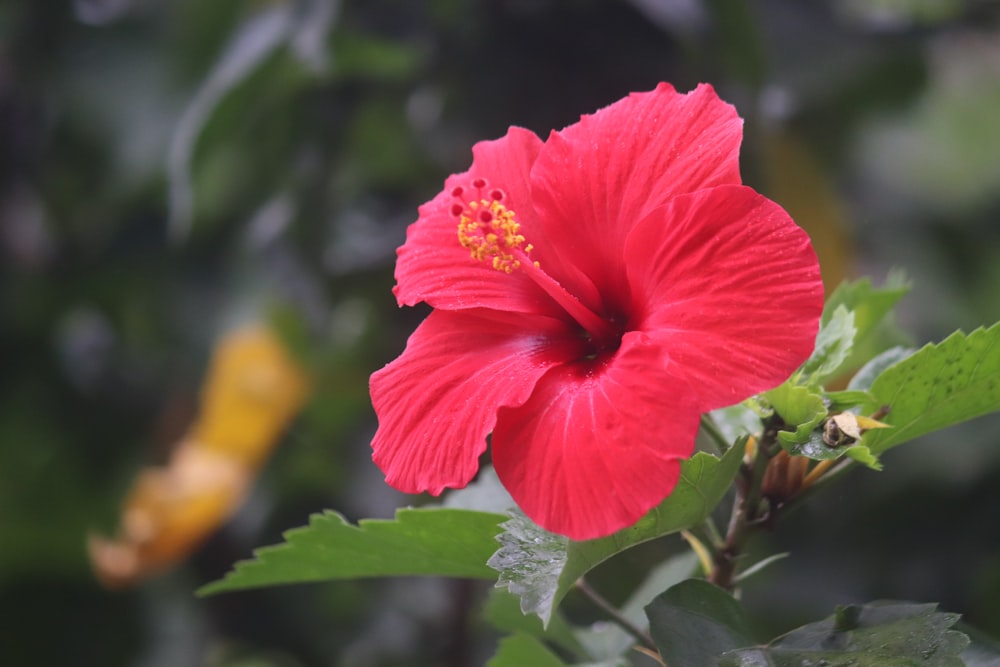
192,326 -> 309,468
89,325 -> 309,589
762,130 -> 854,293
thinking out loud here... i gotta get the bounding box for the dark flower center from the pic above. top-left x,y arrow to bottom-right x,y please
580,313 -> 626,361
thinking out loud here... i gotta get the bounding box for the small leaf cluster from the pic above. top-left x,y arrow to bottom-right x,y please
650,581 -> 973,667
200,276 -> 1000,665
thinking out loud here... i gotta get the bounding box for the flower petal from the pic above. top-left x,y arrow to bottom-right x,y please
491,332 -> 701,540
370,308 -> 582,495
529,83 -> 744,309
625,184 -> 824,410
393,127 -> 559,315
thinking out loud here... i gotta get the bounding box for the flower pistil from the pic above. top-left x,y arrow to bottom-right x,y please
453,179 -> 536,274
452,178 -> 620,348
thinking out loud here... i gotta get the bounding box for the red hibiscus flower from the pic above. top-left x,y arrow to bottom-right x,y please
370,83 -> 823,540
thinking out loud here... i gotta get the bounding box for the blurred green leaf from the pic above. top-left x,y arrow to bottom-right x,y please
823,273 -> 910,333
709,403 -> 762,444
848,346 -> 915,392
646,579 -> 756,667
168,5 -> 295,239
0,398 -> 101,582
574,552 -> 700,661
720,601 -> 968,666
331,33 -> 423,80
824,273 -> 912,376
704,0 -> 766,86
860,322 -> 1000,454
489,442 -> 745,627
483,589 -> 587,660
198,508 -> 505,595
802,305 -> 856,382
486,634 -> 566,667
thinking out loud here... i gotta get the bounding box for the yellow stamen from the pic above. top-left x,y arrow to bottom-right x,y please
456,199 -> 532,273
450,179 -> 615,344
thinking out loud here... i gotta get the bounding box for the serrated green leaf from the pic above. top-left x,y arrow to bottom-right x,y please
487,634 -> 567,667
766,383 -> 827,446
484,589 -> 587,660
959,622 -> 1000,667
823,272 -> 909,323
802,305 -> 856,381
646,579 -> 756,667
489,443 -> 745,627
860,322 -> 1000,454
823,273 -> 912,375
848,346 -> 916,392
198,508 -> 505,595
720,601 -> 969,667
844,443 -> 882,468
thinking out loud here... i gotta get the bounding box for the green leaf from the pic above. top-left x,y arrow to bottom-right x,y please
848,346 -> 915,392
959,623 -> 1000,667
198,508 -> 505,595
486,634 -> 567,667
484,589 -> 588,660
709,404 -> 763,444
822,273 -> 908,323
860,322 -> 1000,454
823,273 -> 913,375
489,442 -> 745,627
575,552 -> 700,661
765,383 -> 827,446
844,442 -> 882,468
646,579 -> 756,667
720,601 -> 969,666
733,552 -> 790,585
784,430 -> 881,470
802,305 -> 856,381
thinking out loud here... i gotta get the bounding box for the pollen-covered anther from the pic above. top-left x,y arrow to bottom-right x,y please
452,181 -> 535,273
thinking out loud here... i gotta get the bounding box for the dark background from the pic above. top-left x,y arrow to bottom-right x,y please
2,0 -> 1000,665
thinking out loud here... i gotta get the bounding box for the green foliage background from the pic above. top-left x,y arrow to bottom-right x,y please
1,0 -> 1000,665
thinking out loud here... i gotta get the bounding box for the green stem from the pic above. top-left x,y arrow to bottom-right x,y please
575,578 -> 657,651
